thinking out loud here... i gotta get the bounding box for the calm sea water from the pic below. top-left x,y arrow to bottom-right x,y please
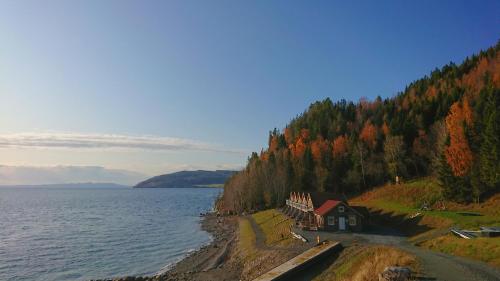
0,186 -> 221,281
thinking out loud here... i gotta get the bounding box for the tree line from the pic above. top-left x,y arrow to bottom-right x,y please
220,42 -> 500,213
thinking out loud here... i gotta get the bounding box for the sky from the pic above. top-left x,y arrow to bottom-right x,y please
0,1 -> 498,184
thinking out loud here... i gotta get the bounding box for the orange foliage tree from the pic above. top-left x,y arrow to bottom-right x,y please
332,135 -> 349,158
290,136 -> 307,159
444,102 -> 474,176
425,85 -> 438,100
462,99 -> 473,127
310,135 -> 329,162
260,150 -> 269,162
284,127 -> 293,145
360,121 -> 377,149
300,128 -> 310,141
382,122 -> 390,136
269,135 -> 279,152
289,128 -> 310,159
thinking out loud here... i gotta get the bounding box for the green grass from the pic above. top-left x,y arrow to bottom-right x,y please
238,209 -> 296,263
370,200 -> 415,213
354,177 -> 500,229
238,218 -> 257,261
333,251 -> 369,280
353,177 -> 500,266
369,199 -> 500,229
419,235 -> 500,267
369,198 -> 500,229
312,246 -> 417,281
251,209 -> 296,246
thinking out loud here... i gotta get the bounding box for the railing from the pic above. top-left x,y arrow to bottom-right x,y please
286,199 -> 313,212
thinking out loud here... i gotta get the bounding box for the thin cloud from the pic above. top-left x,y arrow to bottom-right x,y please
0,132 -> 246,154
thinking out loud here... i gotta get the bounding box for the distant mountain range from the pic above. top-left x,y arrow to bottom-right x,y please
0,165 -> 146,186
134,170 -> 235,188
0,183 -> 129,188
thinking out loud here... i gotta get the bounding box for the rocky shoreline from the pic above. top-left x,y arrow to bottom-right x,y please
94,213 -> 241,281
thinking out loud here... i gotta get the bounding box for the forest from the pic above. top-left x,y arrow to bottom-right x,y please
221,42 -> 500,213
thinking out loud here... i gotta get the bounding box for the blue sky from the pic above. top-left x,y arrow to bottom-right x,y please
0,1 -> 498,183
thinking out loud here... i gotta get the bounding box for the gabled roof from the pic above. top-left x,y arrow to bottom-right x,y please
314,200 -> 342,216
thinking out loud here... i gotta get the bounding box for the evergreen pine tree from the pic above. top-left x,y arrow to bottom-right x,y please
479,88 -> 500,190
438,152 -> 470,202
302,147 -> 315,191
470,162 -> 484,203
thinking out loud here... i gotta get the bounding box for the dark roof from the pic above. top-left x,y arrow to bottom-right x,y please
314,200 -> 342,216
309,192 -> 347,208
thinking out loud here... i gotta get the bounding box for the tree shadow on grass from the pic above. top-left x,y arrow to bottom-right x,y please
368,208 -> 434,237
457,212 -> 483,217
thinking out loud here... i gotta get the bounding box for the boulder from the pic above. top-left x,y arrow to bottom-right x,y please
378,266 -> 411,281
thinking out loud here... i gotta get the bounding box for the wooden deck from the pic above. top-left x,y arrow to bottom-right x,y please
252,241 -> 341,281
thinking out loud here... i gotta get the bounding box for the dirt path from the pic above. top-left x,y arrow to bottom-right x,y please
246,215 -> 272,250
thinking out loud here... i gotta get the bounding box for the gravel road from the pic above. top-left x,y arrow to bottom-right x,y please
295,226 -> 500,281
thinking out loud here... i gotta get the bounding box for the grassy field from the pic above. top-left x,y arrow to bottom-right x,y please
237,211 -> 305,280
312,246 -> 417,281
251,209 -> 296,246
237,209 -> 297,265
237,218 -> 257,261
352,177 -> 500,266
353,177 -> 500,228
419,235 -> 500,267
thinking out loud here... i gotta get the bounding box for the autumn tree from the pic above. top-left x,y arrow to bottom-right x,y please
284,127 -> 294,145
300,128 -> 310,141
311,135 -> 329,163
444,102 -> 474,177
360,120 -> 378,149
290,136 -> 307,159
219,42 -> 500,212
382,122 -> 390,136
268,135 -> 279,153
332,135 -> 348,158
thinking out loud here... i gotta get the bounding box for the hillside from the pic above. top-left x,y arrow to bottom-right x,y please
351,178 -> 500,267
221,41 -> 500,213
134,170 -> 235,188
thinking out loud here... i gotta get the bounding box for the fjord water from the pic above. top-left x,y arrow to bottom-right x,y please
0,186 -> 221,281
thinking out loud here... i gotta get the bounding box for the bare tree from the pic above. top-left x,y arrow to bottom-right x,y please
384,135 -> 406,180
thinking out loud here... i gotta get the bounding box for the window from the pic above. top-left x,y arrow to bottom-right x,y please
327,216 -> 335,226
338,205 -> 345,213
349,215 -> 357,226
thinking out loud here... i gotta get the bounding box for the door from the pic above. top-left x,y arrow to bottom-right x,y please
339,216 -> 346,230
